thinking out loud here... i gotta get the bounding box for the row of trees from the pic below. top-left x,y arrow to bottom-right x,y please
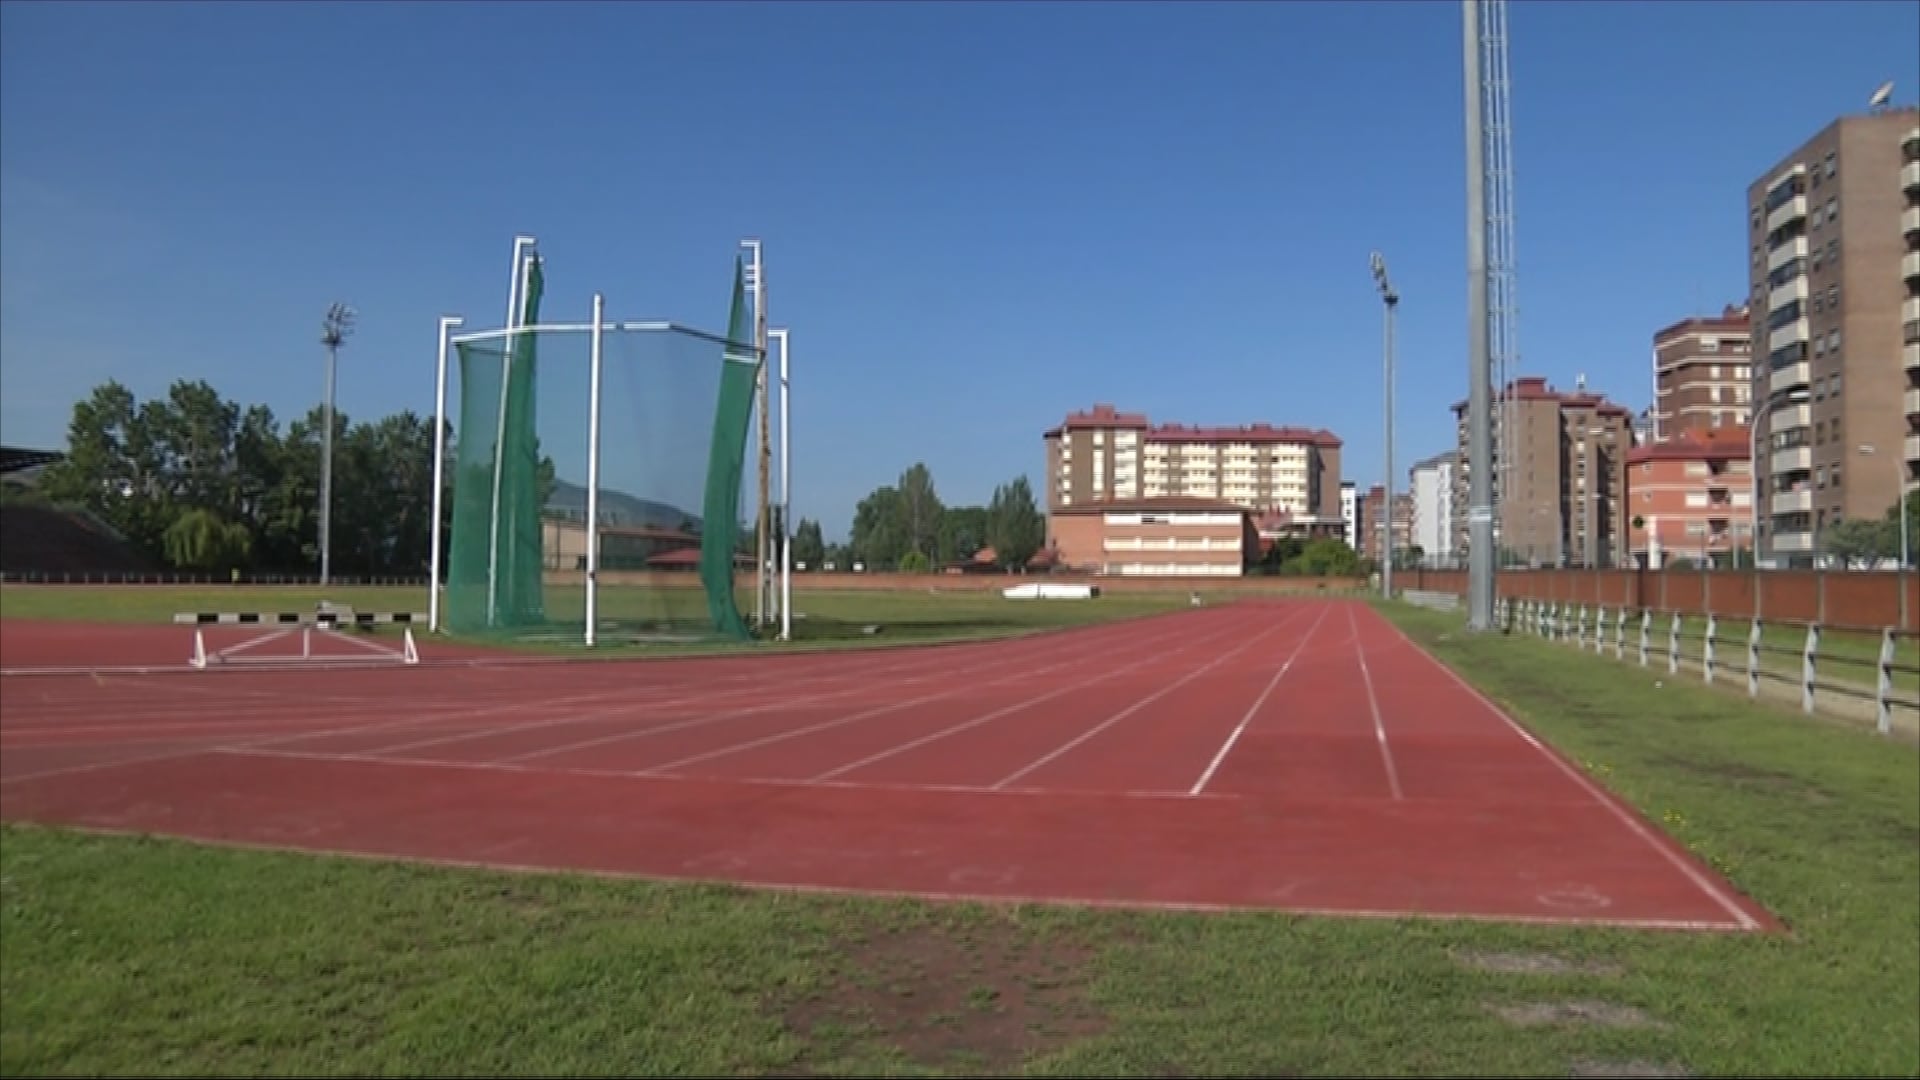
20,380 -> 1057,579
29,379 -> 445,576
817,463 -> 1047,573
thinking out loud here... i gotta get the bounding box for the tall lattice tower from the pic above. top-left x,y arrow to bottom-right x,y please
1479,0 -> 1521,564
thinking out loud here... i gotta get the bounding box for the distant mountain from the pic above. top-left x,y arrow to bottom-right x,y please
546,479 -> 699,531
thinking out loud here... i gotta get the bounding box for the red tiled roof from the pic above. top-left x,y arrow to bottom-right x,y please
1449,376 -> 1634,419
1051,495 -> 1251,516
1043,404 -> 1341,447
1651,304 -> 1751,342
1627,426 -> 1752,465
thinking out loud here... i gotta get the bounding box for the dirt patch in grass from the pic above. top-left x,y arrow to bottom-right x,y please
1488,1000 -> 1666,1030
1653,755 -> 1833,802
1453,949 -> 1624,977
780,916 -> 1109,1072
1567,1059 -> 1691,1077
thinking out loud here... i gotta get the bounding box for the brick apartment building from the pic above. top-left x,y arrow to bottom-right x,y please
1042,404 -> 1344,537
1451,376 -> 1635,568
1651,306 -> 1753,442
1746,105 -> 1920,566
1356,484 -> 1412,568
1046,496 -> 1256,577
1625,425 -> 1754,568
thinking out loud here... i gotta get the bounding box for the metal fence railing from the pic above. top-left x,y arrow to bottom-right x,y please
1495,596 -> 1920,738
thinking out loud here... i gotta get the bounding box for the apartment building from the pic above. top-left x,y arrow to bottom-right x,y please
1357,484 -> 1413,567
1746,105 -> 1920,566
1046,496 -> 1255,577
1625,425 -> 1753,569
1042,404 -> 1344,533
1408,451 -> 1456,566
1451,376 -> 1635,567
1340,481 -> 1358,549
1652,306 -> 1753,442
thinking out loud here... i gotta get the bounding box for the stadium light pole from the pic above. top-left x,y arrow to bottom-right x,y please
319,302 -> 355,587
428,315 -> 463,634
1371,252 -> 1398,597
771,326 -> 792,642
1463,0 -> 1496,631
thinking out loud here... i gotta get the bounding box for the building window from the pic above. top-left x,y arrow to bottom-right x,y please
1826,197 -> 1838,221
1824,151 -> 1836,178
1827,284 -> 1839,307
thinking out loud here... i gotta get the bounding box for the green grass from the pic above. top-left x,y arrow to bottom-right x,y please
0,582 -> 1326,660
3,601 -> 1916,1076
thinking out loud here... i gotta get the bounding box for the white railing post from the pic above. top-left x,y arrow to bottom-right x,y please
1802,623 -> 1819,715
1614,608 -> 1626,661
1747,618 -> 1762,698
1669,612 -> 1681,676
1704,613 -> 1718,685
1639,609 -> 1650,667
1876,628 -> 1895,737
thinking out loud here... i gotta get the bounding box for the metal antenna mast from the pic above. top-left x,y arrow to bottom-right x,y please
1480,0 -> 1520,569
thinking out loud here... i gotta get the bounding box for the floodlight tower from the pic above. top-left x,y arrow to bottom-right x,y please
1462,0 -> 1495,629
1370,252 -> 1399,598
741,238 -> 769,629
319,302 -> 356,586
1481,0 -> 1520,567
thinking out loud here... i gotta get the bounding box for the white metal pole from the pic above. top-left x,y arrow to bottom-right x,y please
429,315 -> 462,633
320,342 -> 336,586
585,293 -> 604,648
773,327 -> 792,642
487,235 -> 536,627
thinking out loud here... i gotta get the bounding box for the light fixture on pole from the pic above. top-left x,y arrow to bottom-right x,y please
1859,443 -> 1911,570
319,302 -> 356,586
1371,251 -> 1398,597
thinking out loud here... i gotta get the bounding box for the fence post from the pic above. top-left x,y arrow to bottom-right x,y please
1614,608 -> 1626,660
1669,612 -> 1681,675
1747,618 -> 1762,698
1594,605 -> 1605,654
1576,604 -> 1587,649
1877,629 -> 1895,737
1802,624 -> 1819,715
1639,610 -> 1650,667
1704,613 -> 1718,685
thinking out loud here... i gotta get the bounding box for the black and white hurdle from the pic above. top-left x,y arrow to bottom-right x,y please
174,604 -> 423,669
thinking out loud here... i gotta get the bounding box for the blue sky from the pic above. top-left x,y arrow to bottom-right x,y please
3,0 -> 1916,541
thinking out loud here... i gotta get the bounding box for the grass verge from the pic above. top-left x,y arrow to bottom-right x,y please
3,601 -> 1915,1076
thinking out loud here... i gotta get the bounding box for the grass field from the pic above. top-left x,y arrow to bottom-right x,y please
0,582 -> 1223,657
3,598 -> 1915,1076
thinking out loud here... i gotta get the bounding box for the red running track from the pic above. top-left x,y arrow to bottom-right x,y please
0,601 -> 1779,931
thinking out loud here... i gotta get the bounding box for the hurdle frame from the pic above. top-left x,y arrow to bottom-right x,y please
178,610 -> 423,670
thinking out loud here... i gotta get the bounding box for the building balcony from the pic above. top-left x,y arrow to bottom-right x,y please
1909,433 -> 1920,464
1766,193 -> 1808,233
1909,342 -> 1920,374
1771,444 -> 1812,474
1771,488 -> 1813,514
1909,387 -> 1920,420
1768,276 -> 1809,310
1905,159 -> 1920,194
1905,251 -> 1920,284
1906,206 -> 1920,238
1769,317 -> 1810,354
1767,234 -> 1809,272
1770,359 -> 1811,395
1774,402 -> 1813,431
1772,529 -> 1815,554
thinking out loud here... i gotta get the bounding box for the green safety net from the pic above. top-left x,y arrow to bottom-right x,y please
442,255 -> 763,646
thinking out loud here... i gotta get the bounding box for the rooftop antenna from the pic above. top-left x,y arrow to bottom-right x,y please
1869,80 -> 1894,112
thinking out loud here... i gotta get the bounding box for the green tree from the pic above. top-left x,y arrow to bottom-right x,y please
791,518 -> 826,569
163,507 -> 252,572
894,462 -> 943,561
987,475 -> 1044,571
898,550 -> 931,574
850,485 -> 905,569
939,505 -> 990,564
